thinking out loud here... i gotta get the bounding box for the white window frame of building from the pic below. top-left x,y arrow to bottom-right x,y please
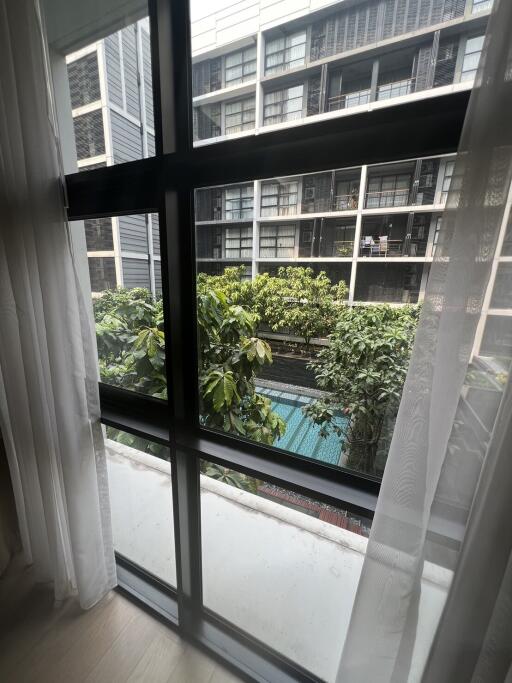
461,35 -> 485,81
225,97 -> 256,136
265,30 -> 307,75
260,181 -> 299,217
225,225 -> 253,259
263,85 -> 304,126
259,223 -> 297,258
225,185 -> 254,220
224,45 -> 257,87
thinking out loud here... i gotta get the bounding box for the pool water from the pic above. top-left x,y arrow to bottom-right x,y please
258,387 -> 347,465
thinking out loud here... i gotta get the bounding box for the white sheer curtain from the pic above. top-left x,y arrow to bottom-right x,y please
0,0 -> 116,608
337,0 -> 512,680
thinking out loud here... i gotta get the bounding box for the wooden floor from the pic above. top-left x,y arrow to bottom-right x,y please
0,557 -> 245,683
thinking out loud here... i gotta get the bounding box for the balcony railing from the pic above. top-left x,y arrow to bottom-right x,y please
365,188 -> 410,209
359,237 -> 427,257
377,78 -> 414,101
327,88 -> 371,112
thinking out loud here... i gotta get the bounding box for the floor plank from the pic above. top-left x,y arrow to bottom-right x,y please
0,559 -> 247,683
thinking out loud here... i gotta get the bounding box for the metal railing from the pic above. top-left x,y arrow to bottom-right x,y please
333,193 -> 359,211
365,188 -> 410,209
377,78 -> 414,101
359,238 -> 427,257
327,89 -> 371,112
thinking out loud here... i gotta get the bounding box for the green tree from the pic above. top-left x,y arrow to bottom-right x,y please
252,267 -> 348,346
304,304 -> 419,475
197,289 -> 285,445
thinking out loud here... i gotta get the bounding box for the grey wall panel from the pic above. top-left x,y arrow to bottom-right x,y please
111,110 -> 143,163
148,133 -> 156,157
151,213 -> 160,256
141,29 -> 154,128
122,26 -> 141,119
105,34 -> 124,109
154,261 -> 162,295
122,257 -> 150,289
119,214 -> 148,253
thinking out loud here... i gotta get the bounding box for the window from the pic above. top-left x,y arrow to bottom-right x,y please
265,31 -> 307,75
263,85 -> 304,125
57,0 -> 483,676
73,110 -> 105,160
107,430 -> 175,586
461,35 -> 485,81
261,181 -> 299,216
225,185 -> 254,220
259,223 -> 296,258
72,213 -> 164,398
193,103 -> 221,141
225,45 -> 257,86
201,461 -> 371,682
366,173 -> 411,208
224,97 -> 256,135
67,52 -> 101,109
441,160 -> 456,203
225,225 -> 253,259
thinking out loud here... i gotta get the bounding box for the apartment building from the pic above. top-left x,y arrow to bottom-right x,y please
66,20 -> 162,295
67,0 -> 493,303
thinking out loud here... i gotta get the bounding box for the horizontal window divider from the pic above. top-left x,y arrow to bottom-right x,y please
99,382 -> 171,446
176,428 -> 379,518
66,92 -> 468,219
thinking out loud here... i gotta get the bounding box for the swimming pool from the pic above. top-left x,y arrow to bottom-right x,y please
257,386 -> 347,466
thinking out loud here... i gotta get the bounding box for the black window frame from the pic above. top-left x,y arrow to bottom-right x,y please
64,0 -> 469,679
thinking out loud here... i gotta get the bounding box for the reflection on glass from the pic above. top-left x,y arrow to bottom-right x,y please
200,460 -> 371,681
66,16 -> 154,169
106,429 -> 175,585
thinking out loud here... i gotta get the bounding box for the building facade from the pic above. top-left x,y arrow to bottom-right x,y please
66,20 -> 162,295
67,0 -> 494,304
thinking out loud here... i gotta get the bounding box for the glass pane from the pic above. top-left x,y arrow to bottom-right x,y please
63,13 -> 155,170
106,429 -> 175,586
189,0 -> 488,145
193,159 -> 449,477
71,213 -> 165,398
201,461 -> 371,681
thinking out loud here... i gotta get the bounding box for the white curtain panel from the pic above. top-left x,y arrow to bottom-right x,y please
337,0 -> 512,680
0,0 -> 116,608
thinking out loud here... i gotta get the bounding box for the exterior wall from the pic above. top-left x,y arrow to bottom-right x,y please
67,19 -> 160,296
196,153 -> 454,304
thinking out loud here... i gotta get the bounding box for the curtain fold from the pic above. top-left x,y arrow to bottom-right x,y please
0,0 -> 116,608
337,0 -> 512,680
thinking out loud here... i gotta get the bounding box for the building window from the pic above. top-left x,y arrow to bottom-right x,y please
366,173 -> 411,208
441,160 -> 455,203
261,181 -> 299,216
67,53 -> 101,109
192,57 -> 222,96
88,257 -> 116,292
263,85 -> 304,125
259,224 -> 296,258
225,185 -> 254,220
193,103 -> 221,140
225,97 -> 256,135
225,45 -> 257,86
461,35 -> 485,81
225,225 -> 253,259
265,31 -> 307,75
85,217 -> 114,251
73,110 -> 105,160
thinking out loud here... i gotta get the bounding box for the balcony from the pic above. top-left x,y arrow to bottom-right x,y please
106,437 -> 451,683
365,187 -> 410,209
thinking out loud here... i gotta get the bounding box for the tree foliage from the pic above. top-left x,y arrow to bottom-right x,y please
94,285 -> 285,445
304,304 -> 419,475
198,265 -> 348,345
